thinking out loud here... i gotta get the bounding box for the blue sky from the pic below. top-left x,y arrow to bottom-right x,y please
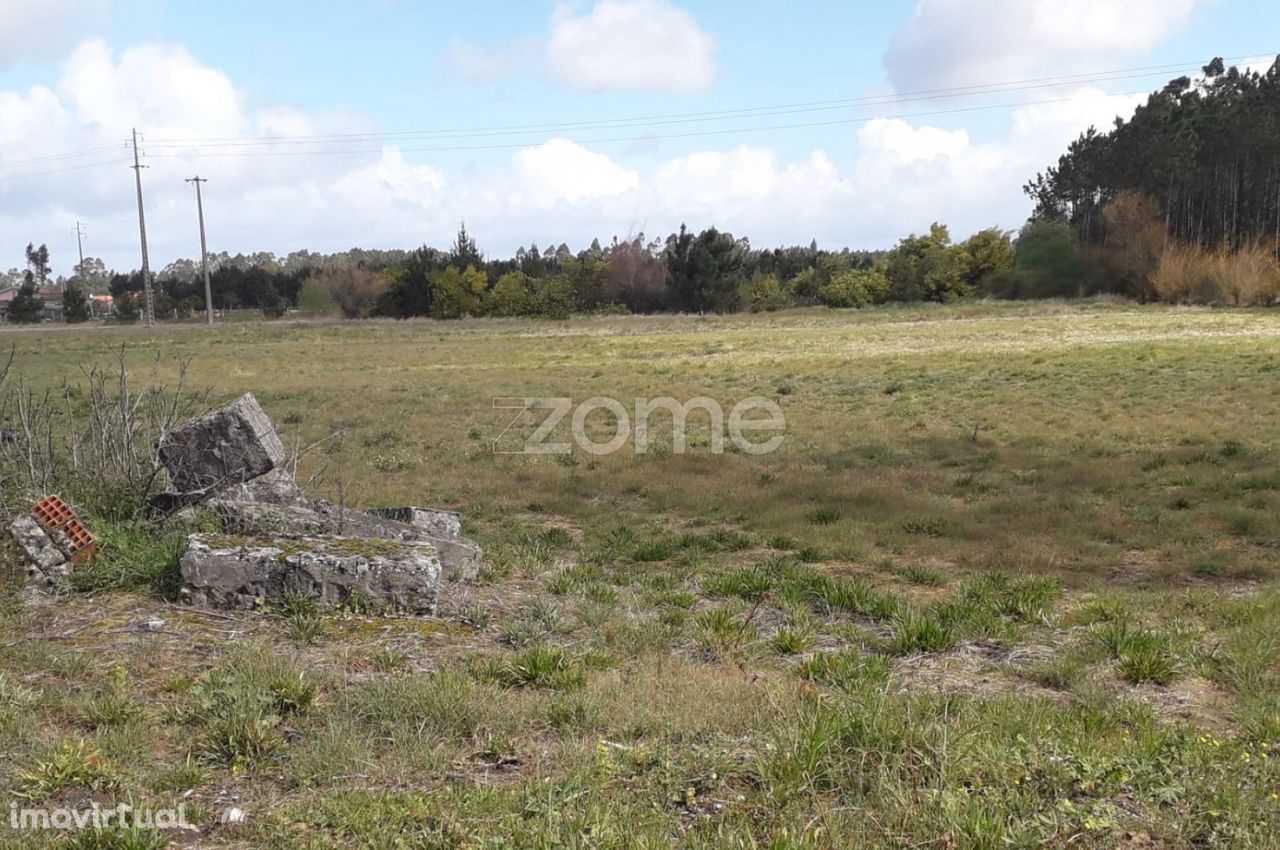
1,0 -> 1277,276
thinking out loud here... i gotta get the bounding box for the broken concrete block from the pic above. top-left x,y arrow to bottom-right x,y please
314,503 -> 480,581
208,500 -> 328,537
9,514 -> 69,580
180,533 -> 441,615
218,469 -> 309,507
367,507 -> 464,539
158,393 -> 285,497
209,499 -> 482,582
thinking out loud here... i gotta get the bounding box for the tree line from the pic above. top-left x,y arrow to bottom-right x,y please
92,222 -> 1033,321
1022,55 -> 1280,305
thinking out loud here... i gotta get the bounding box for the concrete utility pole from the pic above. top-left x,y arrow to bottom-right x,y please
72,221 -> 86,276
185,176 -> 214,325
130,128 -> 155,327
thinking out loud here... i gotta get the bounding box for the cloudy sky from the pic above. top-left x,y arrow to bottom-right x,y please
0,0 -> 1276,276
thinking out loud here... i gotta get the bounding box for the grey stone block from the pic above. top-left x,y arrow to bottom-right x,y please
180,533 -> 441,615
159,393 -> 285,496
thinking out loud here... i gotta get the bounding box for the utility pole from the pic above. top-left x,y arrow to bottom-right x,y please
130,128 -> 155,327
72,221 -> 86,277
185,176 -> 214,325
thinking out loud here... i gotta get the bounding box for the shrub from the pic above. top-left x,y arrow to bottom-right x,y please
1212,242 -> 1280,306
818,268 -> 889,308
1149,243 -> 1218,303
296,278 -> 339,315
746,272 -> 789,312
309,267 -> 388,318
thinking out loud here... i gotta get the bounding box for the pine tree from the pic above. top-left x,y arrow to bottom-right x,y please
450,222 -> 482,270
62,284 -> 91,323
7,283 -> 42,323
8,242 -> 51,323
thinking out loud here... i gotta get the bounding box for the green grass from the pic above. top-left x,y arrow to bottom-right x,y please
3,303 -> 1280,848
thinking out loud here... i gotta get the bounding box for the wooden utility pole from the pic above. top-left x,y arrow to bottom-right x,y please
130,128 -> 155,326
72,221 -> 86,276
185,176 -> 214,325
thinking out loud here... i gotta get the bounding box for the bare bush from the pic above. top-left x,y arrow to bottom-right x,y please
1149,244 -> 1218,303
306,267 -> 388,319
1150,242 -> 1280,306
0,346 -> 207,521
606,238 -> 669,313
1212,243 -> 1280,306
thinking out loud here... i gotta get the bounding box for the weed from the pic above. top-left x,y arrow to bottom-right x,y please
285,610 -> 325,646
806,507 -> 842,526
798,651 -> 892,691
702,566 -> 773,602
896,563 -> 946,586
453,603 -> 492,630
770,625 -> 818,655
486,644 -> 586,691
887,607 -> 956,655
59,828 -> 170,850
346,669 -> 484,741
814,576 -> 901,620
15,738 -> 117,799
1025,656 -> 1087,690
370,647 -> 409,673
69,523 -> 186,596
901,515 -> 953,537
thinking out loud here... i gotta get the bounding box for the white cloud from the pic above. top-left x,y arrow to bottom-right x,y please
511,138 -> 640,207
57,41 -> 244,137
546,0 -> 716,93
0,39 -> 1151,276
885,0 -> 1203,92
0,0 -> 108,68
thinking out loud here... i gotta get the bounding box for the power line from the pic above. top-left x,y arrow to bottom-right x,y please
145,54 -> 1273,150
0,53 -> 1270,180
0,156 -> 132,184
145,90 -> 1156,160
0,144 -> 125,171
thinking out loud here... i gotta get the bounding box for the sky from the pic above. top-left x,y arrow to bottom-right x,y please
0,0 -> 1277,277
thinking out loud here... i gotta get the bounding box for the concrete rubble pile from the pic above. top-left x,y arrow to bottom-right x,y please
8,393 -> 480,616
157,393 -> 481,614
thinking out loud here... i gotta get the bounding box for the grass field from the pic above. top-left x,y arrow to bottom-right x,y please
1,301 -> 1279,848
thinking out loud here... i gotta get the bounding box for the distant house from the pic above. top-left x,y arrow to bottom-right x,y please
38,286 -> 64,322
0,286 -> 108,323
90,294 -> 115,317
0,286 -> 17,322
